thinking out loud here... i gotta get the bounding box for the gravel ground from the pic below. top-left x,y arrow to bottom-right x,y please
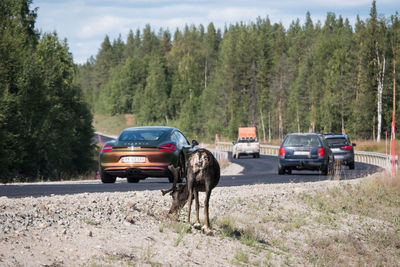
0,163 -> 379,266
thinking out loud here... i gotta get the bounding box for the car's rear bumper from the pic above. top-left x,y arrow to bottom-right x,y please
102,165 -> 170,178
99,150 -> 176,178
236,149 -> 260,154
333,154 -> 354,165
279,158 -> 327,170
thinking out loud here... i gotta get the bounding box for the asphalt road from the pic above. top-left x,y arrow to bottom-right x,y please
0,153 -> 380,198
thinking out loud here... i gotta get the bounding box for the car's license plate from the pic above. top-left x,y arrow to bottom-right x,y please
294,151 -> 310,156
121,156 -> 146,163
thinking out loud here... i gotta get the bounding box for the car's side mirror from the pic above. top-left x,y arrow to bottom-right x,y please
232,141 -> 235,145
192,140 -> 199,147
352,143 -> 356,147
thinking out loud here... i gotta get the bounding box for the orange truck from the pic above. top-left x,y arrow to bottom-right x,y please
232,127 -> 260,159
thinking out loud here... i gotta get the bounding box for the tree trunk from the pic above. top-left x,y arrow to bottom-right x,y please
296,106 -> 300,132
268,112 -> 271,143
260,109 -> 266,143
278,70 -> 283,139
376,45 -> 386,143
311,103 -> 315,132
204,58 -> 208,89
250,61 -> 257,125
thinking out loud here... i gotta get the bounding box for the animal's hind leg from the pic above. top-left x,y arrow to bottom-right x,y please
194,190 -> 200,224
187,184 -> 193,224
203,189 -> 212,229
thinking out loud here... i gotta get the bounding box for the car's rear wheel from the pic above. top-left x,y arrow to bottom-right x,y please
278,165 -> 285,175
101,169 -> 116,183
348,162 -> 355,170
127,176 -> 140,183
321,165 -> 328,175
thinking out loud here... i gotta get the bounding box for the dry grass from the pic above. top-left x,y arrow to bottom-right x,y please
353,139 -> 400,155
299,173 -> 400,266
212,173 -> 400,266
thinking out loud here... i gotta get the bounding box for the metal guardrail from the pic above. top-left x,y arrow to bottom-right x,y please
216,141 -> 398,172
354,151 -> 398,172
95,132 -> 118,140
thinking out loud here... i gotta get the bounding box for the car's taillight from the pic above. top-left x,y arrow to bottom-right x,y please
318,148 -> 325,156
279,148 -> 285,156
101,144 -> 113,152
159,143 -> 176,152
341,146 -> 352,150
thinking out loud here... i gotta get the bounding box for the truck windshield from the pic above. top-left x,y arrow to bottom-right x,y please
238,138 -> 257,143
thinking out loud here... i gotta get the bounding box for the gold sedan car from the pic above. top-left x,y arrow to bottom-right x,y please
99,126 -> 199,183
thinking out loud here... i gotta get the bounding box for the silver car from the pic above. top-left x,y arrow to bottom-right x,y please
324,134 -> 356,169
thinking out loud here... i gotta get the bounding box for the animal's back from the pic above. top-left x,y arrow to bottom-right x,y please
188,148 -> 220,189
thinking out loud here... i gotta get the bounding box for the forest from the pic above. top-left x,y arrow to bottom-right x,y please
78,1 -> 400,142
0,0 -> 94,181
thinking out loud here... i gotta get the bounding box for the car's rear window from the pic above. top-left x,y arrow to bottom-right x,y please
326,137 -> 348,146
283,135 -> 321,147
119,129 -> 166,141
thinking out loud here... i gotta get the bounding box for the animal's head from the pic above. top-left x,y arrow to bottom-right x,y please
168,183 -> 189,214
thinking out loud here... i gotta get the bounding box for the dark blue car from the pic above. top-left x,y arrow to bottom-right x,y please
278,133 -> 335,175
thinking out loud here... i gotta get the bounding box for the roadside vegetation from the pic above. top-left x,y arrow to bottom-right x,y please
211,174 -> 400,266
0,0 -> 94,183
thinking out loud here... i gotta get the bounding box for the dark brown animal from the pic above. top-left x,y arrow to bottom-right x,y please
162,148 -> 220,230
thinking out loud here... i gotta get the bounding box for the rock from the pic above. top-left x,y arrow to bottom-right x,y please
125,215 -> 134,224
88,231 -> 93,237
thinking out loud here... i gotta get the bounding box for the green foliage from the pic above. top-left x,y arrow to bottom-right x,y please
77,2 -> 400,142
0,0 -> 94,182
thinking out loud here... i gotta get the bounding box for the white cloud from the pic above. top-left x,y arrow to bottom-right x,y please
78,15 -> 134,39
33,0 -> 400,64
208,7 -> 274,23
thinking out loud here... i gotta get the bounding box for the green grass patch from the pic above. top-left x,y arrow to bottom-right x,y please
217,216 -> 268,248
84,219 -> 100,226
299,180 -> 400,225
233,249 -> 249,265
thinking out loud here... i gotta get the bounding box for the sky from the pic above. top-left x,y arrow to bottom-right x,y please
33,0 -> 400,64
